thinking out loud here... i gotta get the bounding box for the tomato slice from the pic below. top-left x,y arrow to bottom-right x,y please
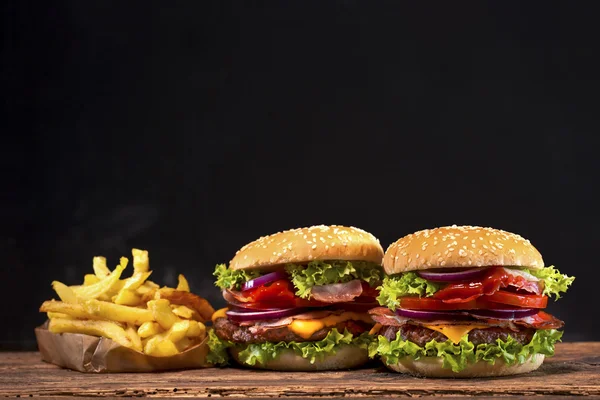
360,282 -> 380,298
235,279 -> 329,308
432,267 -> 544,303
485,290 -> 548,308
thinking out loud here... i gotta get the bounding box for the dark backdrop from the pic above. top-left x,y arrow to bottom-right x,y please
3,1 -> 599,350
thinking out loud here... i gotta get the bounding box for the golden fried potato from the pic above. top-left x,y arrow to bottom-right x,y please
144,336 -> 178,357
49,318 -> 132,349
137,321 -> 162,338
73,261 -> 126,300
132,249 -> 149,273
93,256 -> 110,278
143,288 -> 214,322
147,299 -> 179,330
176,274 -> 190,292
112,289 -> 141,306
83,299 -> 154,325
40,300 -> 98,320
126,324 -> 143,352
51,281 -> 78,304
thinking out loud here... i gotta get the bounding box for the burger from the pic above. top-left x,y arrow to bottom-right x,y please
368,225 -> 574,377
208,225 -> 384,371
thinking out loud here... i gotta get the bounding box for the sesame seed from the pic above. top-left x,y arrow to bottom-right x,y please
312,244 -> 317,249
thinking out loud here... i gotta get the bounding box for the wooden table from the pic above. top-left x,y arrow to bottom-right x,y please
1,343 -> 598,398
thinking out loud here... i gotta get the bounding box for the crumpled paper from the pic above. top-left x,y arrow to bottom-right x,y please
35,322 -> 211,373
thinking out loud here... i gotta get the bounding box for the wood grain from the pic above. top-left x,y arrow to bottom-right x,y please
0,342 -> 599,398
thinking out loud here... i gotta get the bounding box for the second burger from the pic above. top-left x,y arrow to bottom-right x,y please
209,225 -> 384,371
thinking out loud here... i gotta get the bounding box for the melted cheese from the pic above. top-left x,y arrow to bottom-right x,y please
422,324 -> 488,344
369,323 -> 383,335
211,307 -> 228,322
288,312 -> 373,339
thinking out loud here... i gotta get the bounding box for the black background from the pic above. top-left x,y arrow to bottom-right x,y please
3,1 -> 599,350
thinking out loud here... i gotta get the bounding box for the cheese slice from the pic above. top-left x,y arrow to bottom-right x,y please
422,324 -> 489,344
211,307 -> 228,322
369,323 -> 383,335
288,312 -> 373,339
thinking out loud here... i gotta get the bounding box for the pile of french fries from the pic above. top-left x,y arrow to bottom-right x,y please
39,249 -> 214,357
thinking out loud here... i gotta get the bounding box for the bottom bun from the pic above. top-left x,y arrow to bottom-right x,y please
229,344 -> 369,371
384,354 -> 544,378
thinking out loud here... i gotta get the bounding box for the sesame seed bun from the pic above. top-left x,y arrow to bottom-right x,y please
383,225 -> 544,275
383,353 -> 544,378
229,344 -> 369,371
230,225 -> 384,271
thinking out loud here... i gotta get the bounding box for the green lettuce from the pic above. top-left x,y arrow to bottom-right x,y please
369,329 -> 563,373
238,329 -> 372,366
206,328 -> 234,366
376,273 -> 440,310
285,261 -> 383,299
213,263 -> 261,290
522,265 -> 575,300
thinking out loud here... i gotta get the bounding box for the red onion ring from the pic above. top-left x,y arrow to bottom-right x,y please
417,267 -> 490,282
395,308 -> 473,321
225,307 -> 306,322
241,270 -> 288,291
469,308 -> 538,320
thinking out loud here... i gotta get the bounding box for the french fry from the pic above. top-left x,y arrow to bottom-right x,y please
93,256 -> 110,278
163,320 -> 189,343
40,301 -> 95,319
185,321 -> 206,338
171,305 -> 194,319
144,336 -> 178,357
47,312 -> 73,320
138,321 -> 162,338
126,324 -> 143,352
176,274 -> 190,292
73,261 -> 126,300
51,281 -> 78,304
112,289 -> 141,306
148,299 -> 179,330
132,249 -> 149,273
123,271 -> 152,291
83,299 -> 154,325
49,318 -> 133,349
83,274 -> 100,286
174,337 -> 193,352
144,288 -> 214,322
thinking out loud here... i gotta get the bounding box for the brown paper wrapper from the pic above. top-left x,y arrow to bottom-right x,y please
35,322 -> 211,373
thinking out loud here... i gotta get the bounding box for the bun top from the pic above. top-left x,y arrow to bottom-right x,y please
383,225 -> 544,274
230,225 -> 384,271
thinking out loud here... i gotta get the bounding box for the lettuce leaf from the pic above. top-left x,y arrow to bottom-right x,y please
369,329 -> 563,373
376,273 -> 439,311
213,263 -> 261,290
237,328 -> 372,366
285,261 -> 383,299
521,265 -> 575,300
206,328 -> 234,366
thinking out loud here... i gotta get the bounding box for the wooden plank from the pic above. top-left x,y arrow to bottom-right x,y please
0,342 -> 599,398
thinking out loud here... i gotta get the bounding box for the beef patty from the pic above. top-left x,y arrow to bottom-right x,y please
381,324 -> 536,347
214,317 -> 371,344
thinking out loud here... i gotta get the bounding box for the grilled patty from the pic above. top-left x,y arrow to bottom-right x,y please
381,324 -> 536,347
214,317 -> 371,344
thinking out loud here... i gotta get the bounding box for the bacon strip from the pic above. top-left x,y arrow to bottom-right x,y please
310,280 -> 363,303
